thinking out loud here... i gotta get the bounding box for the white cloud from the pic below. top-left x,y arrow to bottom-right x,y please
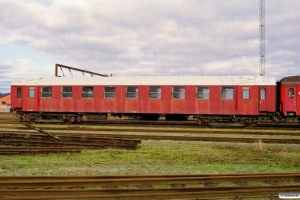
0,0 -> 299,92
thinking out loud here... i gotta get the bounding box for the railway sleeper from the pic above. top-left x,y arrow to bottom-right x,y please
137,184 -> 153,188
204,182 -> 219,187
265,180 -> 280,185
234,181 -> 248,186
171,184 -> 186,188
101,185 -> 118,189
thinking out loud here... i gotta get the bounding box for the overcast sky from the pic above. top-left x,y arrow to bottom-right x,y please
0,0 -> 299,92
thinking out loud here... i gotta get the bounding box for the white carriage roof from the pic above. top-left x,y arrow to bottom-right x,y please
11,76 -> 276,86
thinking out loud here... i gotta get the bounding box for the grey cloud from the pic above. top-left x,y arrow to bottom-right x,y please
0,0 -> 299,81
0,80 -> 12,93
0,65 -> 12,72
0,65 -> 15,88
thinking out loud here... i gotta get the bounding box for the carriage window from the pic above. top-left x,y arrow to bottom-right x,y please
62,87 -> 72,98
1,101 -> 6,105
17,87 -> 22,98
260,88 -> 266,100
29,87 -> 35,98
104,87 -> 115,98
197,87 -> 209,99
242,87 -> 250,99
126,86 -> 138,98
82,87 -> 94,98
173,87 -> 185,99
221,87 -> 234,99
289,88 -> 294,98
149,86 -> 161,99
41,87 -> 51,98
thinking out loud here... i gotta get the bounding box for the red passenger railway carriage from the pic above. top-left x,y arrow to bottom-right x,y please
11,75 -> 277,126
279,76 -> 300,118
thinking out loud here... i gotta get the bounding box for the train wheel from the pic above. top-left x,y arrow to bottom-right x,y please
75,115 -> 83,123
243,119 -> 254,128
197,118 -> 209,127
64,116 -> 76,124
197,119 -> 203,126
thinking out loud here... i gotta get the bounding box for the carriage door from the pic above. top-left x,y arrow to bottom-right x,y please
16,87 -> 22,108
241,87 -> 252,114
284,87 -> 297,114
259,87 -> 268,111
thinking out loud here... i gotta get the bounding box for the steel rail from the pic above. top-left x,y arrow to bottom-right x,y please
0,185 -> 299,200
60,134 -> 300,144
0,132 -> 141,150
0,132 -> 141,143
1,131 -> 299,144
1,173 -> 299,188
91,133 -> 300,143
21,121 -> 60,140
0,135 -> 141,145
1,124 -> 300,136
3,121 -> 298,129
1,173 -> 299,199
1,117 -> 300,130
0,172 -> 299,180
0,139 -> 138,150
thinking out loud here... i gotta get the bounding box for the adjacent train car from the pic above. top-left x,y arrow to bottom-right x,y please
279,76 -> 300,118
10,75 -> 277,126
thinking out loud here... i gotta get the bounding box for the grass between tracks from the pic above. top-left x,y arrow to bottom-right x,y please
0,140 -> 299,176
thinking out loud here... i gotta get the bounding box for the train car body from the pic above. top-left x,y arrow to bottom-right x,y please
279,76 -> 300,117
11,75 -> 276,125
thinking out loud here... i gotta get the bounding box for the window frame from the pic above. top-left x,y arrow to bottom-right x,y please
221,86 -> 234,99
29,87 -> 35,98
242,87 -> 250,100
196,86 -> 209,99
17,87 -> 22,98
289,88 -> 294,98
104,86 -> 116,99
260,87 -> 266,100
126,86 -> 138,99
41,87 -> 52,98
82,86 -> 94,98
149,86 -> 161,99
172,86 -> 185,99
61,86 -> 72,98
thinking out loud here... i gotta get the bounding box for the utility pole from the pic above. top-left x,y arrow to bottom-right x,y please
259,0 -> 265,76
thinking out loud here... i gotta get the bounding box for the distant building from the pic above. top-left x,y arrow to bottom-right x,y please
0,93 -> 11,110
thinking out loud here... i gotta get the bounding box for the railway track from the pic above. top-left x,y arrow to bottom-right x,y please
9,125 -> 300,136
1,119 -> 300,147
1,114 -> 300,154
0,132 -> 141,151
1,117 -> 300,137
1,113 -> 300,129
0,120 -> 141,153
1,173 -> 299,199
1,131 -> 300,145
